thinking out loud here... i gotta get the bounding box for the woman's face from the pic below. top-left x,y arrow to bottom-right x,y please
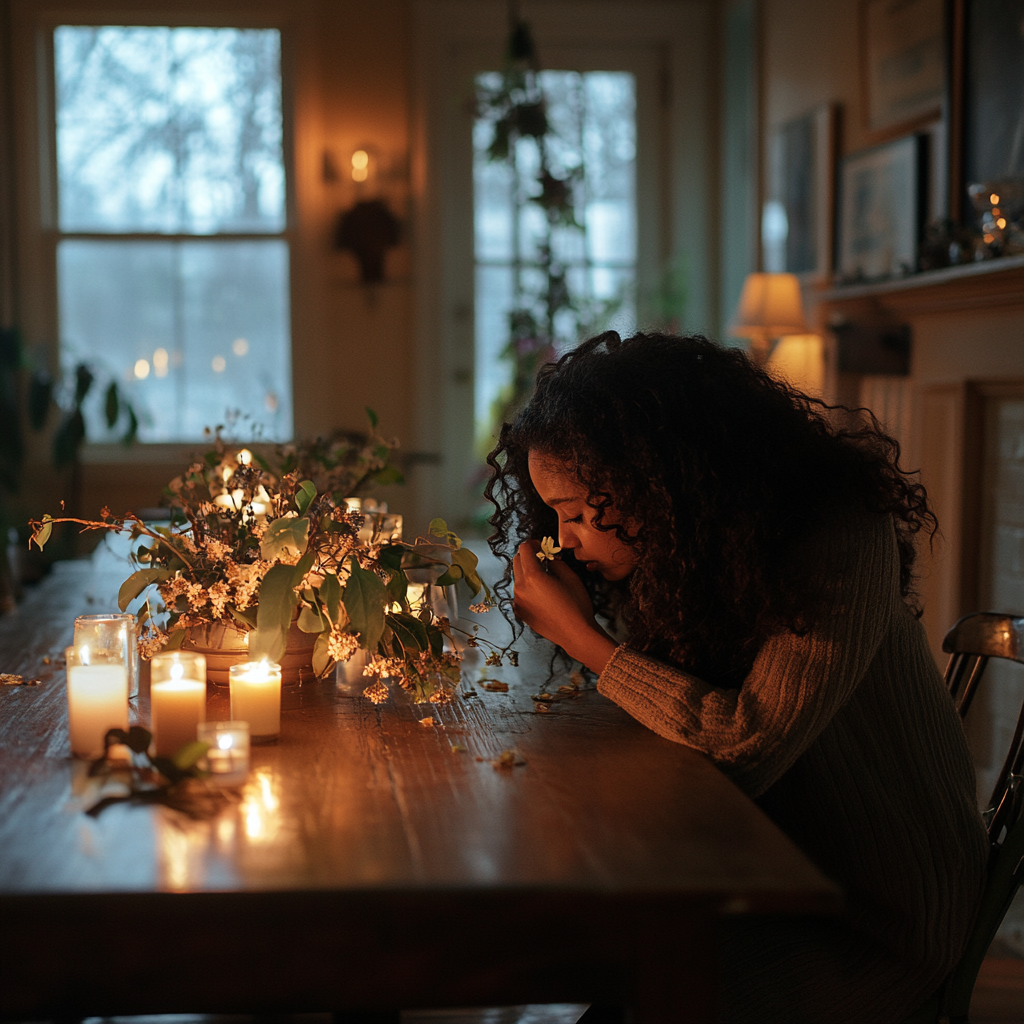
528,450 -> 639,581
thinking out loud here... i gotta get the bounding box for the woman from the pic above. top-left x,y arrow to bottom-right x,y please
485,331 -> 988,1024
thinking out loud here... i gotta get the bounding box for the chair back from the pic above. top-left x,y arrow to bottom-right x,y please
935,612 -> 1024,1024
943,612 -> 1024,841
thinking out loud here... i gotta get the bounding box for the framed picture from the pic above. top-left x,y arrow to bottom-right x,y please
860,0 -> 945,139
837,134 -> 927,283
763,103 -> 837,281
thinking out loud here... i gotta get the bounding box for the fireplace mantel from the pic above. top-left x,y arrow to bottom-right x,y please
816,255 -> 1024,318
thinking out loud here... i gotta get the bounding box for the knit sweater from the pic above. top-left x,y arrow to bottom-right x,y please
597,511 -> 989,1024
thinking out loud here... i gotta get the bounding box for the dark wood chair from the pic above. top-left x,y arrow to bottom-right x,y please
905,612 -> 1024,1024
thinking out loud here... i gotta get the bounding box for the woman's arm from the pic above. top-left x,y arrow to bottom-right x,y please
597,512 -> 902,798
512,539 -> 619,672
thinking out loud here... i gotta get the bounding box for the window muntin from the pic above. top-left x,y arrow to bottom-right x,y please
53,25 -> 292,442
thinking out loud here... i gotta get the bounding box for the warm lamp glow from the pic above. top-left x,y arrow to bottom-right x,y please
730,273 -> 808,364
767,334 -> 825,397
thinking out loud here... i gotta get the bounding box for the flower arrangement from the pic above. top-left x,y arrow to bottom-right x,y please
29,418 -> 505,704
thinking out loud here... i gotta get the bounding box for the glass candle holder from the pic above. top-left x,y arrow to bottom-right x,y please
74,613 -> 139,698
65,644 -> 129,759
335,648 -> 370,696
197,720 -> 250,785
150,651 -> 207,758
229,660 -> 282,743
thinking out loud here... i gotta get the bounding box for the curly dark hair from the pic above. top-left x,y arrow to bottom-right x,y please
484,331 -> 936,687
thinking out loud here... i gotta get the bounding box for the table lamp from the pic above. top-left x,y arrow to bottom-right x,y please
729,272 -> 808,364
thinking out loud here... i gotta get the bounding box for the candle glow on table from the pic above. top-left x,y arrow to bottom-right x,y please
65,644 -> 129,759
197,720 -> 250,784
150,652 -> 207,757
229,659 -> 282,742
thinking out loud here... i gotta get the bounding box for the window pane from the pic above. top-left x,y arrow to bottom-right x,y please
55,26 -> 285,233
58,239 -> 292,441
473,70 -> 636,448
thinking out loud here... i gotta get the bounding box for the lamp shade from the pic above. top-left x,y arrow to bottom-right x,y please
767,334 -> 825,397
730,272 -> 809,345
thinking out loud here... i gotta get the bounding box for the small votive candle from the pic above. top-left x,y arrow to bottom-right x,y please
74,613 -> 138,698
229,659 -> 282,743
150,652 -> 207,757
197,720 -> 250,785
66,644 -> 129,759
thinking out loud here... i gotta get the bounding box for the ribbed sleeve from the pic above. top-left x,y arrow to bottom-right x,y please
598,512 -> 899,797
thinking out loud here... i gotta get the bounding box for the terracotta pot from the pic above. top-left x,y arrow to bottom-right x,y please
182,617 -> 318,687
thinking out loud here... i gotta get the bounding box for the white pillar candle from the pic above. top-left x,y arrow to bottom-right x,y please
229,660 -> 282,742
151,652 -> 207,758
66,645 -> 129,759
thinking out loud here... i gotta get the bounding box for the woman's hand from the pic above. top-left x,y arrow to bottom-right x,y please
512,540 -> 618,675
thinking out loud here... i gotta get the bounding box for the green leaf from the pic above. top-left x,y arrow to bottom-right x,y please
122,403 -> 138,447
295,480 -> 316,516
253,451 -> 271,472
260,517 -> 309,562
426,623 -> 444,658
343,557 -> 387,649
387,612 -> 428,656
377,544 -> 405,572
429,518 -> 448,538
320,572 -> 342,625
229,605 -> 258,631
164,629 -> 187,651
104,382 -> 119,430
451,546 -> 485,598
365,406 -> 379,429
30,514 -> 52,551
249,563 -> 300,662
434,564 -> 464,588
118,568 -> 170,611
372,465 -> 405,486
106,725 -> 152,754
172,740 -> 209,771
312,631 -> 333,678
298,604 -> 325,633
385,567 -> 408,603
73,363 -> 94,406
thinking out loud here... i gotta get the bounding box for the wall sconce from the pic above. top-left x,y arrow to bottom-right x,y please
729,272 -> 808,364
326,144 -> 404,283
335,199 -> 400,283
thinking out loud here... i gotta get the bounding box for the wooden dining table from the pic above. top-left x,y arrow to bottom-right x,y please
0,541 -> 840,1023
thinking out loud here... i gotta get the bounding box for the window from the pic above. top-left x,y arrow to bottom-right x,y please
473,70 -> 636,448
53,25 -> 292,442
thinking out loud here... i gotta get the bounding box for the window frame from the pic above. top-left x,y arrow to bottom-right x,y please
11,1 -> 300,460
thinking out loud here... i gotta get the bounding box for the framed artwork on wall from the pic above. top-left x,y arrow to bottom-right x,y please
763,103 -> 837,281
836,134 -> 927,283
860,0 -> 945,139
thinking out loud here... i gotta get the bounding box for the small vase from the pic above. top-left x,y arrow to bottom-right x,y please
181,617 -> 318,687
